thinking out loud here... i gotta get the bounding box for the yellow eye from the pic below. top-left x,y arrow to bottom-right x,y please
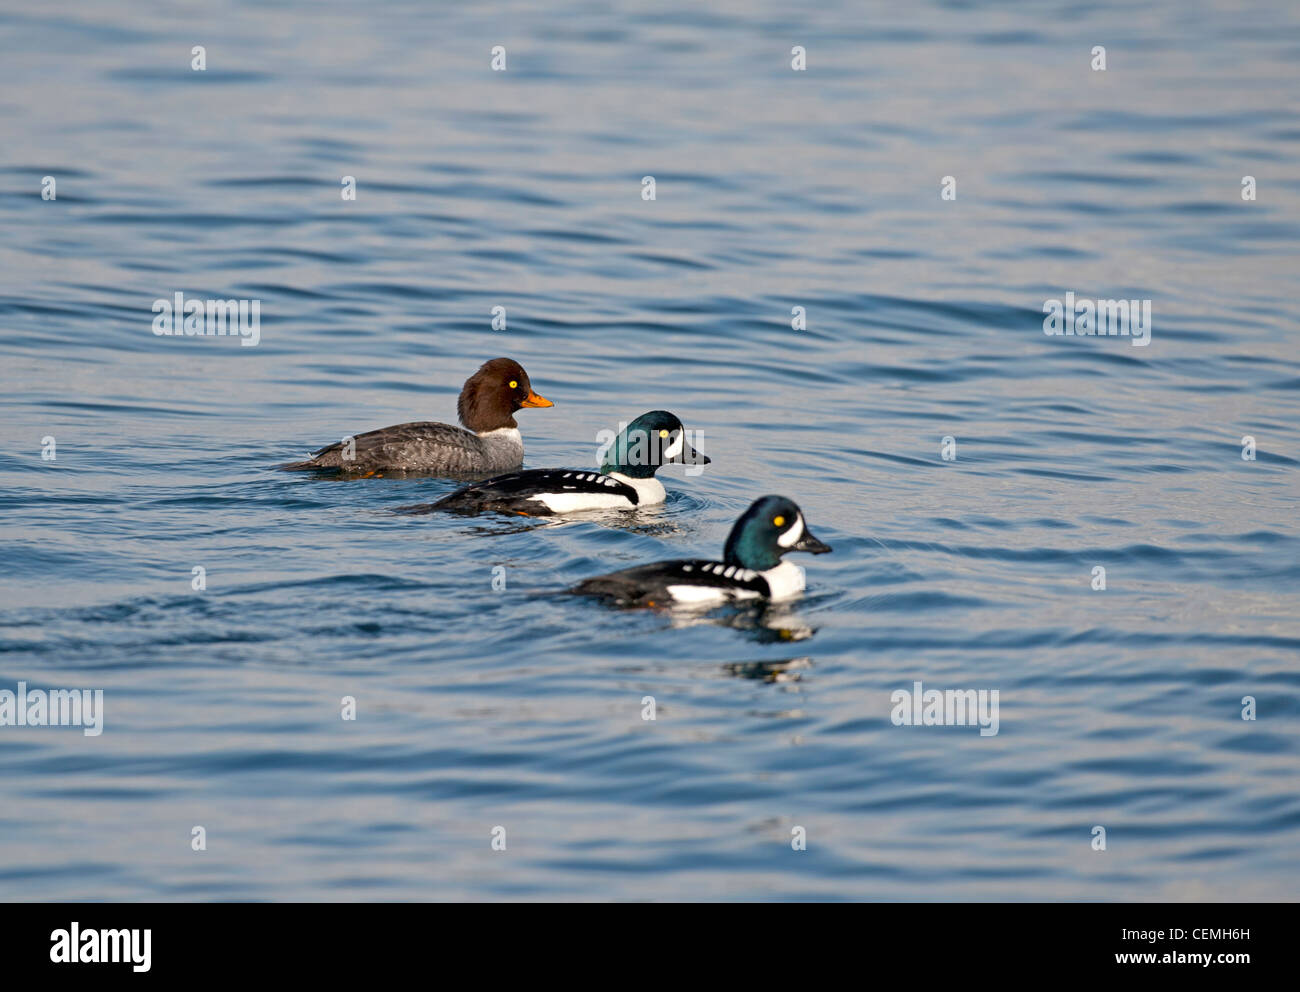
509,380 -> 518,389
659,429 -> 669,438
773,516 -> 785,527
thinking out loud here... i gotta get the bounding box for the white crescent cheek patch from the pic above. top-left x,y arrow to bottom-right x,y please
662,433 -> 684,460
777,514 -> 805,548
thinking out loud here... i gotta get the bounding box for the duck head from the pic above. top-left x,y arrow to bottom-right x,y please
457,357 -> 552,433
600,410 -> 710,479
723,495 -> 831,571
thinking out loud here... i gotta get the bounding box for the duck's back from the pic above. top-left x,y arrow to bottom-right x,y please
573,558 -> 770,607
284,422 -> 522,474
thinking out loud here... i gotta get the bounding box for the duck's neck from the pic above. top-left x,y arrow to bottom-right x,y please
475,427 -> 524,462
468,413 -> 517,433
476,425 -> 521,440
724,530 -> 782,570
600,456 -> 657,479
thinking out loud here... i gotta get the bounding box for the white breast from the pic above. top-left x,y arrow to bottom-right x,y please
606,472 -> 666,506
759,561 -> 806,601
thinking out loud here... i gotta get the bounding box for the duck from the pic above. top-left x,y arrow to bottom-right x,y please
571,495 -> 831,607
281,358 -> 552,476
398,410 -> 708,516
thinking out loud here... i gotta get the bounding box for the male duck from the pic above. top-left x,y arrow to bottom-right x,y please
571,495 -> 831,606
400,410 -> 708,515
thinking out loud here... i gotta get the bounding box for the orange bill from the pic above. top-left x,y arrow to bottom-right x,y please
521,389 -> 553,408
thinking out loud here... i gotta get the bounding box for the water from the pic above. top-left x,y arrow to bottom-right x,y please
2,0 -> 1298,900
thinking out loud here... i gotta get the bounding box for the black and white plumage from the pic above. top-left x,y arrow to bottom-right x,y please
572,495 -> 832,607
398,410 -> 708,516
575,559 -> 775,602
407,468 -> 643,516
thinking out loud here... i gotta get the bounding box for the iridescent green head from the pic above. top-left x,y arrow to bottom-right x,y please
600,410 -> 710,479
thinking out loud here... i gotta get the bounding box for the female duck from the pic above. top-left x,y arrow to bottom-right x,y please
282,357 -> 552,475
400,410 -> 708,516
572,495 -> 831,606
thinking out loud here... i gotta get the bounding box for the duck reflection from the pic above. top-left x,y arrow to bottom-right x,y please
433,504 -> 693,540
659,599 -> 818,643
721,656 -> 813,683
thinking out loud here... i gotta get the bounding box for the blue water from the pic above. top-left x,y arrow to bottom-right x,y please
2,0 -> 1299,900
